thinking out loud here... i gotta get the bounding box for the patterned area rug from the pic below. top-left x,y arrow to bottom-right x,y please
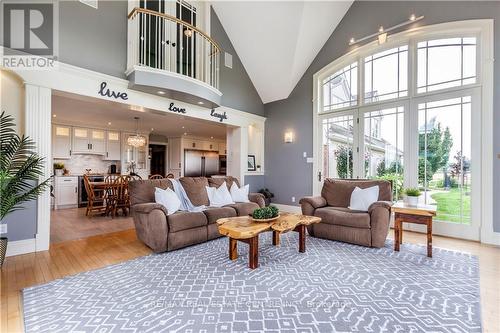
23,233 -> 481,332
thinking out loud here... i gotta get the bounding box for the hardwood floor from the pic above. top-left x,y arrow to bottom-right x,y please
1,229 -> 499,332
50,207 -> 134,243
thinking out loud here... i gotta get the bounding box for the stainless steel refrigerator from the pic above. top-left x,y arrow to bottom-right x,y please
184,150 -> 220,177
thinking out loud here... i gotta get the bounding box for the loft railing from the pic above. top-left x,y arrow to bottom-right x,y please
127,7 -> 220,90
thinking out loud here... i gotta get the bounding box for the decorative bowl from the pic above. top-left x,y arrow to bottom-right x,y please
250,215 -> 280,223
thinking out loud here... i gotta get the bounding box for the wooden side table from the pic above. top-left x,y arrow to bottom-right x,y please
391,202 -> 437,258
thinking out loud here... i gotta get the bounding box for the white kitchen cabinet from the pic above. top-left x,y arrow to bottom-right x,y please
52,125 -> 72,159
72,127 -> 105,154
105,131 -> 121,160
218,143 -> 227,155
54,176 -> 78,209
202,141 -> 218,151
90,129 -> 106,154
72,127 -> 90,152
183,139 -> 202,150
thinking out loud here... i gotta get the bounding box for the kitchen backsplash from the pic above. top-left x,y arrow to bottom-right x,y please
54,155 -> 121,175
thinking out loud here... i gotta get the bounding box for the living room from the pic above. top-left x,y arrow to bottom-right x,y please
1,1 -> 499,332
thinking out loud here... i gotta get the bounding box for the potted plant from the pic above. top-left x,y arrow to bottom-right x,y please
53,162 -> 65,176
0,112 -> 51,267
404,188 -> 421,206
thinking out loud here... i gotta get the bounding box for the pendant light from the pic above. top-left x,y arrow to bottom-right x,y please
127,117 -> 146,147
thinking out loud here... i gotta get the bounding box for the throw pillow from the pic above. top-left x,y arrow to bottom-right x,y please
155,187 -> 181,215
206,181 -> 234,207
230,183 -> 250,203
349,185 -> 379,211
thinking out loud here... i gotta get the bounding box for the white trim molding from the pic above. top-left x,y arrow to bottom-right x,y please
312,19 -> 496,244
6,238 -> 36,257
25,84 -> 52,252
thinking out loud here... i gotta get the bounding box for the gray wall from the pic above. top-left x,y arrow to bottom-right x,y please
3,199 -> 38,241
210,8 -> 265,116
264,1 -> 500,232
58,1 -> 264,115
244,175 -> 265,193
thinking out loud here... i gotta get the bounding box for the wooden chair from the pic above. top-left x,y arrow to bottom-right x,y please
149,174 -> 164,179
83,175 -> 108,218
166,173 -> 175,179
110,176 -> 130,217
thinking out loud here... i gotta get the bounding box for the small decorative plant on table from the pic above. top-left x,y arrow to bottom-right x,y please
251,205 -> 280,222
53,162 -> 64,176
404,188 -> 422,206
0,111 -> 51,267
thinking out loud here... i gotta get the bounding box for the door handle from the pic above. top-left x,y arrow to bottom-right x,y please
318,171 -> 322,182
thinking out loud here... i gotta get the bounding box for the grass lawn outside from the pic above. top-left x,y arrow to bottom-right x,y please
430,188 -> 470,224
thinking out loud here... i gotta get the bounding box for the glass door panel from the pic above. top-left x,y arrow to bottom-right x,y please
320,114 -> 356,181
418,96 -> 472,224
362,106 -> 405,200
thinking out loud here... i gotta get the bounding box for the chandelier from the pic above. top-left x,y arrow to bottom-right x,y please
127,117 -> 146,148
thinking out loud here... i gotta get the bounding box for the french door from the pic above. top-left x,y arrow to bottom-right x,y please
315,88 -> 480,240
316,101 -> 408,200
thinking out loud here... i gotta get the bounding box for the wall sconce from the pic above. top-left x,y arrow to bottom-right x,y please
284,131 -> 294,143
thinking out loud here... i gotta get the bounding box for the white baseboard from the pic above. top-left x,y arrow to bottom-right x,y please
273,203 -> 301,213
6,238 -> 36,257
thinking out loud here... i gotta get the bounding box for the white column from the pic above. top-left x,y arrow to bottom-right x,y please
25,84 -> 52,252
226,126 -> 248,183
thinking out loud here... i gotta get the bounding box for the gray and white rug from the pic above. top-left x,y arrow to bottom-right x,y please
23,233 -> 481,332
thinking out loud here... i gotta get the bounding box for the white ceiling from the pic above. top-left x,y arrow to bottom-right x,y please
52,91 -> 228,140
212,1 -> 353,104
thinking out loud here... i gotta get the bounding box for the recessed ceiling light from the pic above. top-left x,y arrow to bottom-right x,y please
151,128 -> 154,131
198,101 -> 204,105
409,14 -> 416,21
157,91 -> 165,95
52,114 -> 56,118
184,132 -> 187,135
182,126 -> 185,129
210,136 -> 214,139
108,122 -> 112,125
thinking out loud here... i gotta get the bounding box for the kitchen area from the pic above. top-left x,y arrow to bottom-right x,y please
50,92 -> 229,243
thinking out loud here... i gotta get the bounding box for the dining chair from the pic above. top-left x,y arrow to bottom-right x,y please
83,174 -> 108,218
111,176 -> 130,217
166,173 -> 175,179
149,174 -> 164,179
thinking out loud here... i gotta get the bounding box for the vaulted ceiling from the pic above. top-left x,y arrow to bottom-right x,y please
212,1 -> 353,104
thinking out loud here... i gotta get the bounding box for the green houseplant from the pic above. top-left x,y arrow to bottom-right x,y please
53,162 -> 65,176
404,188 -> 422,207
0,112 -> 51,267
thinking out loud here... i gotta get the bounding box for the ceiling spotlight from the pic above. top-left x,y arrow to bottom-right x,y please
378,26 -> 384,33
151,128 -> 154,131
157,91 -> 165,95
198,101 -> 204,105
182,126 -> 185,129
183,132 -> 187,136
108,122 -> 112,125
210,136 -> 214,139
349,37 -> 355,45
52,114 -> 57,118
409,14 -> 416,21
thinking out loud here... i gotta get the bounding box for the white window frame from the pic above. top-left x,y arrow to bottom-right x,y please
312,19 -> 494,243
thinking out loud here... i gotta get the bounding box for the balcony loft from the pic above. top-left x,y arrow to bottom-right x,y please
126,7 -> 222,108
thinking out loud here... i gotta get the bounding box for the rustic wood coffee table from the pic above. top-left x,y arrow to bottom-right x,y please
217,213 -> 321,269
392,202 -> 437,258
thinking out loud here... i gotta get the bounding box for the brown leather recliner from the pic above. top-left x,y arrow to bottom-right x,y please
300,179 -> 393,248
129,176 -> 265,252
